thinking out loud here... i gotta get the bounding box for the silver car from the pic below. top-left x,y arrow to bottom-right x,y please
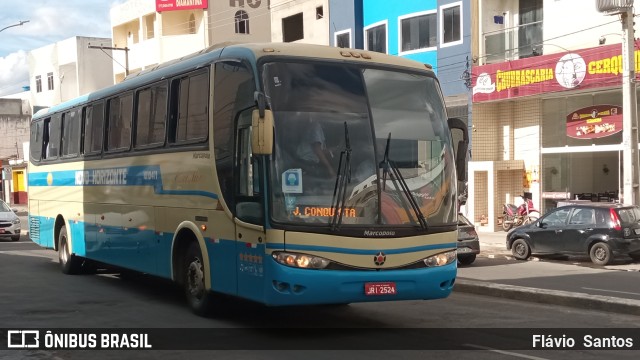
0,200 -> 21,241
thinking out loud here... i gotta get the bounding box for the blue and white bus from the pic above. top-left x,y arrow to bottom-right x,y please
28,42 -> 468,315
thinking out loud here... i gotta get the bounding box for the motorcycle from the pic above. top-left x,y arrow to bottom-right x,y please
502,195 -> 540,231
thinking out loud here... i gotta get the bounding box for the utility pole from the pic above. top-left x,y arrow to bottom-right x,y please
88,44 -> 130,76
596,0 -> 639,205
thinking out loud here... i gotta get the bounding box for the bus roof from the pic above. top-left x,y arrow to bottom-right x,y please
32,42 -> 434,120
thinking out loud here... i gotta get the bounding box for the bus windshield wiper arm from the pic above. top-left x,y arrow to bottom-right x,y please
380,133 -> 428,230
330,122 -> 352,231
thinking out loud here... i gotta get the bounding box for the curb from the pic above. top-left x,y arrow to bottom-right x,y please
454,278 -> 640,316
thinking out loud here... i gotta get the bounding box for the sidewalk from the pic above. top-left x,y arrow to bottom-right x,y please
455,231 -> 640,316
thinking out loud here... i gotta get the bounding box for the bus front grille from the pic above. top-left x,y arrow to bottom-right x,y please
29,217 -> 40,241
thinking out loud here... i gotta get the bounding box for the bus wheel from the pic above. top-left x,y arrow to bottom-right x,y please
58,225 -> 82,275
184,242 -> 214,316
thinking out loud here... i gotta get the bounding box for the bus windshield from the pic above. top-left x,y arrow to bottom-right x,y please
264,61 -> 456,228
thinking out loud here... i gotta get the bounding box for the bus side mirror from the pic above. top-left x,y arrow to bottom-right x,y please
251,109 -> 274,155
447,117 -> 469,183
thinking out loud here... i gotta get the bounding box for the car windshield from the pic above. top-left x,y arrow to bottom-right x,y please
263,61 -> 456,228
0,201 -> 10,212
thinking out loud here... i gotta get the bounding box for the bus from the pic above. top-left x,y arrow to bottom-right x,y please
28,42 -> 468,315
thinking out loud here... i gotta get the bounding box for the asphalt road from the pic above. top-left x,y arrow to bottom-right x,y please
1,238 -> 639,360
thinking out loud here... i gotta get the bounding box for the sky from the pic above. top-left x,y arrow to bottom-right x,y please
0,0 -> 124,96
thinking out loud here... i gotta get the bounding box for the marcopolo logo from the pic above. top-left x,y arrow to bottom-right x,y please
363,230 -> 395,237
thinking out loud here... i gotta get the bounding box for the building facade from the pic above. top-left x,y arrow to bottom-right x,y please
28,36 -> 114,110
111,0 -> 272,82
328,0 -> 364,49
270,0 -> 329,44
469,0 -> 639,231
0,98 -> 30,205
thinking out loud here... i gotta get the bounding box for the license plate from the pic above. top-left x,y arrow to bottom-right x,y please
458,247 -> 470,253
365,282 -> 397,296
0,229 -> 4,233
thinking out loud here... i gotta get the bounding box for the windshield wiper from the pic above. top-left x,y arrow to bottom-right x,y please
380,133 -> 428,230
330,122 -> 352,231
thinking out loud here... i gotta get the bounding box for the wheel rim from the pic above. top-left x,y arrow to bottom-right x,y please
515,242 -> 526,256
187,257 -> 205,300
60,237 -> 68,264
594,246 -> 606,261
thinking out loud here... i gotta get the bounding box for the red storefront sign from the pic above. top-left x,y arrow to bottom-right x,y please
156,0 -> 208,12
472,43 -> 640,102
566,105 -> 623,139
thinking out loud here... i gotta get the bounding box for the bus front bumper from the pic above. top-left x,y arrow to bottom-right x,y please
263,259 -> 456,306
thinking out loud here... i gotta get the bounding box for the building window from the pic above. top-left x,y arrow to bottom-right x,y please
441,2 -> 462,47
282,13 -> 303,42
335,29 -> 351,48
365,21 -> 387,54
35,75 -> 42,93
189,13 -> 196,34
399,11 -> 436,53
235,10 -> 250,34
47,72 -> 54,91
316,6 -> 323,20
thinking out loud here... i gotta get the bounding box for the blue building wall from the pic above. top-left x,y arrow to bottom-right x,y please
329,0 -> 363,49
436,0 -> 471,98
362,0 -> 438,69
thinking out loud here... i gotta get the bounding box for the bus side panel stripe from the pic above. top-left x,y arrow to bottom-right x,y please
28,166 -> 218,199
266,242 -> 456,255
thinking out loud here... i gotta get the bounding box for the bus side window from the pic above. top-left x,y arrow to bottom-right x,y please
30,120 -> 43,162
135,82 -> 167,148
61,108 -> 81,158
43,115 -> 61,160
236,116 -> 262,225
212,60 -> 256,212
107,93 -> 133,152
169,70 -> 208,145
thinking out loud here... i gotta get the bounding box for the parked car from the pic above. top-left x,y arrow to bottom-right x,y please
0,200 -> 21,241
506,203 -> 640,265
457,213 -> 480,265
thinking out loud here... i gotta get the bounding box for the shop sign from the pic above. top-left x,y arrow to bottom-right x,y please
566,105 -> 623,139
156,0 -> 208,12
472,43 -> 640,102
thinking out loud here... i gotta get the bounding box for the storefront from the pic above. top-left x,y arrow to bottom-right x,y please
469,43 -> 637,231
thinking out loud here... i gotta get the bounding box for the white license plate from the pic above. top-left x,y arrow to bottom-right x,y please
365,282 -> 397,296
458,247 -> 470,253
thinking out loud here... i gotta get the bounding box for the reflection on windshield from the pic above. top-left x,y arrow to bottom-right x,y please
264,62 -> 456,228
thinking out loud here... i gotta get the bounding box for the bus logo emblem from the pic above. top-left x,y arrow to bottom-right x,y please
374,252 -> 386,266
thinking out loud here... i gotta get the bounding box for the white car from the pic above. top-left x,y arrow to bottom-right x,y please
0,200 -> 21,241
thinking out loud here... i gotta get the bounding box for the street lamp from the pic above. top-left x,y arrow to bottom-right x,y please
0,20 -> 29,33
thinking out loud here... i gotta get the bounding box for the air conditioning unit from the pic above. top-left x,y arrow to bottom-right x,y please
596,0 -> 634,14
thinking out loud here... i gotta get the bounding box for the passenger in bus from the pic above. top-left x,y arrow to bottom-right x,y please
295,116 -> 337,178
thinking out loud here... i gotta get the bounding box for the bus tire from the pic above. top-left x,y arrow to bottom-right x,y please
58,225 -> 82,275
184,241 -> 214,316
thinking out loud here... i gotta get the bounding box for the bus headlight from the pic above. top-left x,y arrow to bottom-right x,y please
272,252 -> 331,269
423,250 -> 457,267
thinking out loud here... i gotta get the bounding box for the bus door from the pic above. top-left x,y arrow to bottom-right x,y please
234,120 -> 267,302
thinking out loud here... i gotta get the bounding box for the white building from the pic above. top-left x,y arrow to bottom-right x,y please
270,0 -> 329,45
469,0 -> 640,231
110,0 -> 272,83
28,36 -> 114,110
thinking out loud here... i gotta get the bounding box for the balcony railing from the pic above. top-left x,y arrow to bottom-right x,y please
482,21 -> 543,65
